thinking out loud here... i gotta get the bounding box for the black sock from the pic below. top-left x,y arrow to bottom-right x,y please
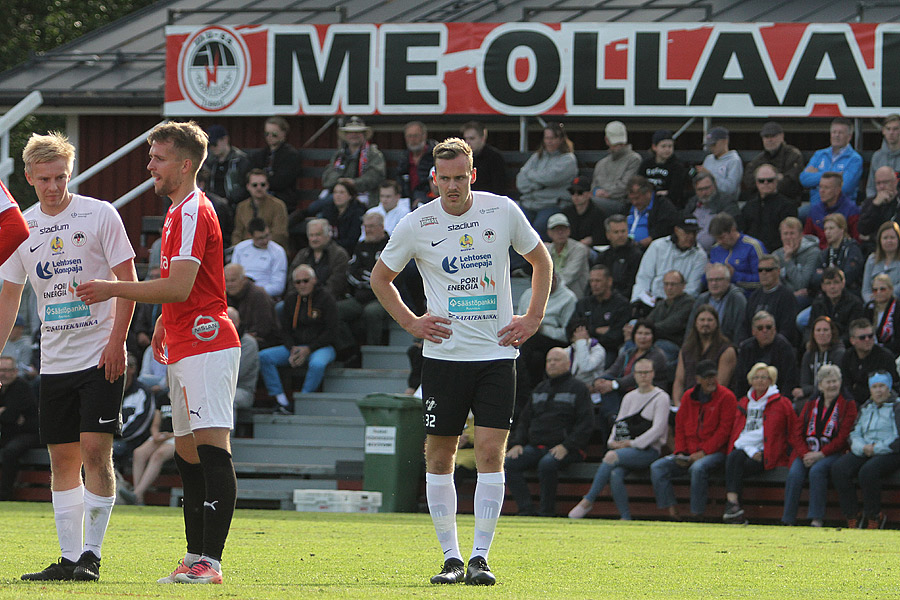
174,452 -> 206,557
197,444 -> 237,562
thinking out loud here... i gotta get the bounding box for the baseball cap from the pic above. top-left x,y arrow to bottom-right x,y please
703,127 -> 729,147
696,359 -> 718,378
677,216 -> 700,232
569,176 -> 590,194
206,125 -> 228,145
652,129 -> 674,146
760,122 -> 783,137
547,213 -> 571,230
605,121 -> 628,145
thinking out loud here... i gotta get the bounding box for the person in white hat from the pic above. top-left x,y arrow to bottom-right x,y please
545,213 -> 589,299
591,121 -> 642,216
321,116 -> 386,207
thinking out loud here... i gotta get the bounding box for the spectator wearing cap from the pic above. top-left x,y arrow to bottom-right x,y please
546,213 -> 590,299
638,129 -> 688,209
800,117 -> 863,208
250,116 -> 302,212
562,176 -> 607,248
651,358 -> 737,519
859,165 -> 900,241
632,216 -> 708,306
461,121 -> 508,195
595,214 -> 643,297
591,121 -> 642,216
738,163 -> 798,253
865,114 -> 900,199
625,175 -> 680,250
741,121 -> 804,202
203,124 -> 251,206
397,121 -> 437,206
683,172 -> 739,252
697,127 -> 743,206
321,116 -> 386,207
708,212 -> 767,296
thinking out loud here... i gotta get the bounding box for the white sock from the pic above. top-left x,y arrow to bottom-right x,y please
52,485 -> 84,562
184,552 -> 201,566
472,471 -> 505,561
276,393 -> 289,407
83,489 -> 115,559
202,555 -> 221,572
425,472 -> 462,562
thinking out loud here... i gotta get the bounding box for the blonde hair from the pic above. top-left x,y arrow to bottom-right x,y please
147,121 -> 208,176
747,362 -> 778,385
23,132 -> 75,174
433,137 -> 474,171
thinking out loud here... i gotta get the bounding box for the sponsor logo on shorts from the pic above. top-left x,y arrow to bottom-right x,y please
72,231 -> 86,246
420,216 -> 439,227
191,316 -> 220,341
448,295 -> 497,313
45,300 -> 90,321
98,417 -> 116,424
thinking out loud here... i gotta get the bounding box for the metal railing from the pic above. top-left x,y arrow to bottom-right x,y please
0,91 -> 43,184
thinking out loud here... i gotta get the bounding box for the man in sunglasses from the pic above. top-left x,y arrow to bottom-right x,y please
734,310 -> 797,398
841,318 -> 900,405
738,164 -> 798,253
744,254 -> 798,346
231,169 -> 289,248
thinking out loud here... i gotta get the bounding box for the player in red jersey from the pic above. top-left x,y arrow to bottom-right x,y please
78,121 -> 240,585
0,180 -> 29,266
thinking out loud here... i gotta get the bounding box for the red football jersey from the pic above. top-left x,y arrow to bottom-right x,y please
159,189 -> 240,363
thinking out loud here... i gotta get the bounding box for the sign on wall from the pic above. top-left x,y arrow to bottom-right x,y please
164,22 -> 900,117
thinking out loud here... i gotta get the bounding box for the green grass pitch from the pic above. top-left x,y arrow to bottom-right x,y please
0,502 -> 898,599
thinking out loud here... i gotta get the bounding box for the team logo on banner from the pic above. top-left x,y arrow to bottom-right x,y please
178,26 -> 249,112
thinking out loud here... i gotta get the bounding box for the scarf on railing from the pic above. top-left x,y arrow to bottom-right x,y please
805,396 -> 840,451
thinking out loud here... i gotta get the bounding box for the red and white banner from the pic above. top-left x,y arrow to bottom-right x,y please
164,22 -> 900,118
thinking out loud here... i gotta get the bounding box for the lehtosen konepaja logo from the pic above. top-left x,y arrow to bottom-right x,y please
179,26 -> 249,112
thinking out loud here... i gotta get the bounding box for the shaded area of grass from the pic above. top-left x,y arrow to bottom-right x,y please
0,502 -> 897,599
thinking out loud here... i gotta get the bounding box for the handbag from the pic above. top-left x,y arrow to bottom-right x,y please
613,393 -> 660,441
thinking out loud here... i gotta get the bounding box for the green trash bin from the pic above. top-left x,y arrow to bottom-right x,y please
356,393 -> 425,512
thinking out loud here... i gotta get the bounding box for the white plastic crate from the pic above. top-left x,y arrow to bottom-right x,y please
293,489 -> 382,513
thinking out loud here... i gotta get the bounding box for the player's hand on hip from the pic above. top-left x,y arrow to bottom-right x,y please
76,279 -> 113,305
99,340 -> 127,382
498,314 -> 540,347
409,313 -> 452,343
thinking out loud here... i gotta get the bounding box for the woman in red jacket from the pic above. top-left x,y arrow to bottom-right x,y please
781,364 -> 856,526
722,362 -> 797,524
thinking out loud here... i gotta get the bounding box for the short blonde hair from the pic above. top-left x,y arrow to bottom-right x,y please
747,362 -> 778,385
23,132 -> 75,174
433,137 -> 473,171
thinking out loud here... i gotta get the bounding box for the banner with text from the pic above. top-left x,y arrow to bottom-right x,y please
164,22 -> 900,117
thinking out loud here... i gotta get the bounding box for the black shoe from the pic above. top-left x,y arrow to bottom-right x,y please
274,404 -> 292,415
73,551 -> 100,581
430,558 -> 465,584
465,556 -> 496,586
21,557 -> 77,581
722,501 -> 745,524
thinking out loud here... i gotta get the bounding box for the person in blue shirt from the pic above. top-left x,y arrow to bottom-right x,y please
800,117 -> 863,207
708,212 -> 767,297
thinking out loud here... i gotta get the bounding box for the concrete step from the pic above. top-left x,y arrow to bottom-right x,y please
388,322 -> 415,347
252,414 -> 365,442
361,345 -> 410,370
231,438 -> 363,465
291,392 -> 364,418
322,368 -> 409,394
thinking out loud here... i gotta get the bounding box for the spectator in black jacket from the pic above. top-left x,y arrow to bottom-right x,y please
203,124 -> 250,207
638,129 -> 688,209
594,214 -> 643,297
858,165 -> 900,241
397,121 -> 436,206
319,179 -> 368,256
337,211 -> 390,346
626,175 -> 680,249
735,311 -> 798,398
0,356 -> 39,500
841,318 -> 900,404
250,116 -> 301,212
505,347 -> 594,516
741,121 -> 804,202
568,264 -> 631,366
738,163 -> 798,252
745,254 -> 799,346
462,121 -> 507,195
562,176 -> 606,247
810,267 -> 865,346
258,265 -> 339,413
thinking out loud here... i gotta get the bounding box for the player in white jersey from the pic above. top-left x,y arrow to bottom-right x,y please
0,132 -> 136,582
371,138 -> 552,586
